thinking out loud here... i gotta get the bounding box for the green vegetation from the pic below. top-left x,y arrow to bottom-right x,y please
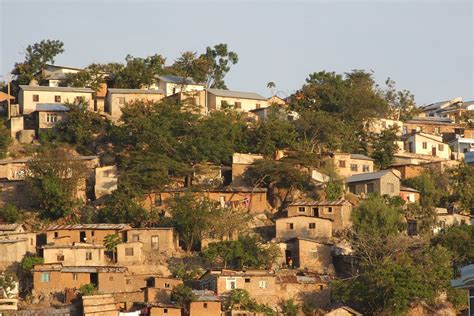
79,283 -> 98,296
0,203 -> 20,223
0,273 -> 18,298
224,289 -> 275,315
103,234 -> 122,263
171,284 -> 196,314
20,255 -> 44,273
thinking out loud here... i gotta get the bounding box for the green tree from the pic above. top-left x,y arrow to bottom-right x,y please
0,203 -> 20,223
404,169 -> 449,209
0,273 -> 18,298
171,284 -> 196,314
280,299 -> 299,316
432,225 -> 474,266
199,43 -> 238,89
169,51 -> 209,84
79,283 -> 97,296
448,163 -> 474,213
112,54 -> 166,89
0,119 -> 12,159
65,64 -> 106,92
370,126 -> 400,169
98,187 -> 147,226
10,39 -> 64,97
26,147 -> 87,219
20,255 -> 44,273
103,234 -> 122,263
381,78 -> 419,121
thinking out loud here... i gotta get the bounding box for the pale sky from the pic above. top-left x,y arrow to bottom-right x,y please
1,0 -> 473,105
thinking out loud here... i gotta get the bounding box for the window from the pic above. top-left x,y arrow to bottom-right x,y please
339,160 -> 346,168
438,144 -> 444,151
132,234 -> 140,242
164,309 -> 168,314
151,236 -> 159,250
256,103 -> 261,109
350,164 -> 358,172
435,127 -> 441,134
226,278 -> 236,290
363,165 -> 370,172
327,207 -> 333,213
366,183 -> 374,194
259,280 -> 267,289
298,207 -> 306,213
154,194 -> 162,206
54,95 -> 61,103
287,223 -> 294,230
109,276 -> 114,281
245,278 -> 251,283
164,283 -> 170,288
349,185 -> 356,194
86,252 -> 92,260
309,223 -> 316,229
125,247 -> 134,256
46,113 -> 58,123
118,97 -> 125,105
54,232 -> 59,238
234,102 -> 242,109
91,231 -> 95,237
75,96 -> 85,104
41,273 -> 50,283
126,279 -> 131,285
57,254 -> 64,261
33,94 -> 39,102
73,273 -> 78,280
203,303 -> 208,309
388,183 -> 395,193
422,142 -> 427,149
319,285 -> 324,290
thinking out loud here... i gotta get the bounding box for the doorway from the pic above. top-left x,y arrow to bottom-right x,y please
80,231 -> 86,243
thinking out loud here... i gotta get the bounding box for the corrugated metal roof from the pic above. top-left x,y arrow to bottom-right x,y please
156,75 -> 201,85
400,186 -> 420,193
192,290 -> 221,302
0,223 -> 21,231
19,85 -> 93,93
35,103 -> 70,112
350,154 -> 374,161
108,88 -> 165,95
46,224 -> 130,231
346,169 -> 399,183
288,199 -> 350,206
207,88 -> 267,101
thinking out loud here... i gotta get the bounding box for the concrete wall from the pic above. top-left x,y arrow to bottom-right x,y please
406,134 -> 451,160
105,92 -> 165,120
116,242 -> 143,265
150,306 -> 181,316
276,216 -> 332,241
9,116 -> 24,140
94,165 -> 118,199
287,203 -> 352,232
20,90 -> 93,114
42,245 -> 105,266
322,154 -> 374,178
189,301 -> 221,316
291,239 -> 332,274
36,111 -> 67,130
33,270 -> 90,294
46,229 -> 123,245
0,237 -> 35,269
208,94 -> 268,112
125,228 -> 178,253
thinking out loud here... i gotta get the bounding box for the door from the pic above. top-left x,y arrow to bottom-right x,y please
312,207 -> 319,217
80,231 -> 86,243
151,236 -> 159,250
432,147 -> 437,156
285,250 -> 293,267
90,273 -> 98,287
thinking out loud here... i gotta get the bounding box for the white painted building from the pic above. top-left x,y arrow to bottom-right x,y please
404,132 -> 451,160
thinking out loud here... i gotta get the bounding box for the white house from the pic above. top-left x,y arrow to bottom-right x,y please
449,136 -> 474,154
451,264 -> 474,315
152,75 -> 205,96
404,132 -> 451,160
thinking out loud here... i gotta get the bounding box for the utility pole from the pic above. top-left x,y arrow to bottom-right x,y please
7,73 -> 11,119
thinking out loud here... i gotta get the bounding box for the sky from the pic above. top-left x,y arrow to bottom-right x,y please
0,0 -> 473,105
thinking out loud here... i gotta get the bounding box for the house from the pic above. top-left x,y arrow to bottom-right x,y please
124,227 -> 179,253
200,270 -> 277,306
451,264 -> 474,314
275,216 -> 333,241
286,199 -> 353,232
149,304 -> 182,316
207,88 -> 268,112
366,118 -> 403,135
449,136 -> 474,154
116,241 -> 143,265
250,106 -> 299,123
40,64 -> 82,87
0,223 -> 25,234
146,187 -> 269,215
283,237 -> 333,274
34,103 -> 69,133
231,153 -> 263,185
399,186 -> 420,203
166,90 -> 208,116
189,290 -> 222,316
403,132 -> 451,160
82,294 -> 118,316
146,277 -> 183,304
325,305 -> 362,316
319,153 -> 374,178
346,169 -> 401,197
403,117 -> 462,140
275,273 -> 331,308
32,263 -> 129,295
433,208 -> 471,233
46,223 -> 131,245
105,88 -> 165,120
154,75 -> 205,97
419,97 -> 474,123
94,165 -> 118,199
0,232 -> 37,269
267,95 -> 287,106
18,85 -> 93,114
42,243 -> 106,266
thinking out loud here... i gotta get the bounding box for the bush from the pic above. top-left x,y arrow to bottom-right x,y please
79,283 -> 97,296
20,255 -> 44,273
0,203 -> 20,223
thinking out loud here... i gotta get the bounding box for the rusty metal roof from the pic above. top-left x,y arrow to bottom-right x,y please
46,224 -> 130,231
0,223 -> 22,231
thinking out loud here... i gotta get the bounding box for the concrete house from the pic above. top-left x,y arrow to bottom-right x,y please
125,227 -> 179,253
207,88 -> 268,112
46,224 -> 131,245
404,132 -> 451,160
18,85 -> 93,114
275,273 -> 331,308
400,186 -> 420,203
94,165 -> 118,199
146,277 -> 183,304
42,243 -> 106,266
40,64 -> 82,87
34,103 -> 69,133
116,241 -> 143,265
283,237 -> 333,274
200,270 -> 277,306
319,153 -> 374,178
231,153 -> 263,185
154,75 -> 205,97
287,199 -> 353,232
0,231 -> 37,269
449,136 -> 474,154
346,169 -> 401,197
105,88 -> 165,120
275,216 -> 333,241
403,117 -> 463,140
189,290 -> 222,316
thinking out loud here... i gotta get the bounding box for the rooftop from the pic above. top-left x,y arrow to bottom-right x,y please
19,85 -> 93,93
207,88 -> 267,101
156,75 -> 201,85
35,103 -> 70,112
108,88 -> 165,95
288,199 -> 351,206
0,223 -> 23,231
346,169 -> 400,183
350,153 -> 375,161
47,223 -> 130,231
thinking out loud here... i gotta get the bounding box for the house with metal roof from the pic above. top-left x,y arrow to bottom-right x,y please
207,88 -> 268,112
105,88 -> 165,120
153,75 -> 205,96
318,152 -> 375,179
346,169 -> 401,197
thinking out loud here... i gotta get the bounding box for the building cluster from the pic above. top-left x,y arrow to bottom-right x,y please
0,64 -> 473,315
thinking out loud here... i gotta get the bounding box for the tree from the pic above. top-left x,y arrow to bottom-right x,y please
98,187 -> 147,226
432,225 -> 474,267
26,147 -> 87,219
200,43 -> 238,89
0,273 -> 17,298
112,54 -> 166,89
103,234 -> 122,263
171,284 -> 196,313
404,169 -> 449,209
448,163 -> 474,213
381,78 -> 419,121
10,39 -> 64,97
79,283 -> 97,296
280,299 -> 299,316
370,126 -> 400,169
0,203 -> 20,223
0,119 -> 12,159
169,51 -> 209,84
20,255 -> 44,273
65,63 -> 107,92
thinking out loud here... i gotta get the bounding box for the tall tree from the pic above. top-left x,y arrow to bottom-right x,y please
200,43 -> 238,89
381,78 -> 419,121
369,126 -> 400,169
